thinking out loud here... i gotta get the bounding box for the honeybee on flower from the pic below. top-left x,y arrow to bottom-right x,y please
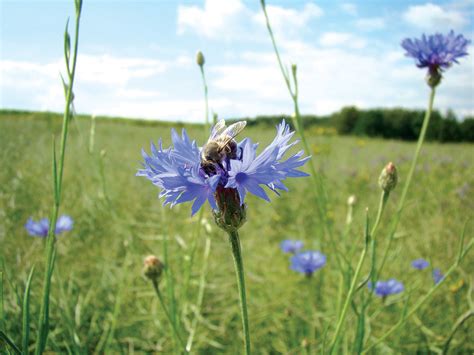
137,119 -> 309,216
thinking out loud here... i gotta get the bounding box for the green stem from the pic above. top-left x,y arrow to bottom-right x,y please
152,281 -> 187,353
442,310 -> 473,354
329,244 -> 367,354
35,5 -> 82,354
199,66 -> 209,133
376,88 -> 436,278
371,191 -> 389,238
330,189 -> 389,353
185,236 -> 211,352
228,230 -> 251,355
261,0 -> 338,273
363,239 -> 473,353
22,267 -> 35,353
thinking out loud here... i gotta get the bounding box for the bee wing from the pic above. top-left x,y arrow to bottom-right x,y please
222,121 -> 247,140
209,119 -> 227,141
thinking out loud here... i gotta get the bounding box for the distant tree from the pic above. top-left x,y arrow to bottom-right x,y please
353,109 -> 384,136
334,106 -> 359,134
460,117 -> 474,142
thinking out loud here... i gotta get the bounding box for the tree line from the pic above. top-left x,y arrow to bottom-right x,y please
234,107 -> 474,142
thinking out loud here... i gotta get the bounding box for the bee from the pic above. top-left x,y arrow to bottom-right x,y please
201,119 -> 247,174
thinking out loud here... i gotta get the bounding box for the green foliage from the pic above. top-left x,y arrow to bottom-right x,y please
332,107 -> 472,142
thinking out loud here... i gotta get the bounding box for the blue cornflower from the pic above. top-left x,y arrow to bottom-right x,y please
25,215 -> 74,238
368,279 -> 404,297
280,240 -> 303,254
433,268 -> 444,285
401,31 -> 470,73
411,258 -> 429,270
290,251 -> 326,276
138,120 -> 309,215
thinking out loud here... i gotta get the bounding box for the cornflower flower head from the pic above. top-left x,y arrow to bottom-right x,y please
137,119 -> 309,221
25,215 -> 74,238
411,258 -> 429,270
290,251 -> 326,276
401,31 -> 470,87
433,268 -> 444,284
368,279 -> 404,298
280,239 -> 303,254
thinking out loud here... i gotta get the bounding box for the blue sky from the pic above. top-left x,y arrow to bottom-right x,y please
1,0 -> 473,122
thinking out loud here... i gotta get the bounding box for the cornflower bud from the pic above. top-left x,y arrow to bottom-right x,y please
143,255 -> 164,282
378,162 -> 398,193
213,186 -> 246,232
426,69 -> 442,88
196,51 -> 205,67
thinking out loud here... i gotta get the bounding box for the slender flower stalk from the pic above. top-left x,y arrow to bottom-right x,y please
35,2 -> 82,353
185,237 -> 211,352
376,89 -> 436,280
330,179 -> 392,353
328,210 -> 370,354
196,51 -> 210,133
144,255 -> 187,352
377,30 -> 470,279
228,230 -> 251,355
259,0 -> 331,245
152,280 -> 187,352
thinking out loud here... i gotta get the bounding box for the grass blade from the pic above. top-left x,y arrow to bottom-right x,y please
22,266 -> 35,354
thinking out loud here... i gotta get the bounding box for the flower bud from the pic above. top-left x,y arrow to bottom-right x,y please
378,162 -> 398,193
347,194 -> 357,207
196,51 -> 205,67
213,187 -> 246,232
426,68 -> 442,88
143,255 -> 164,282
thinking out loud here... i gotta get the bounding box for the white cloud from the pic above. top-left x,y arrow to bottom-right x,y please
77,54 -> 167,86
206,37 -> 474,119
356,17 -> 386,31
2,43 -> 473,122
319,32 -> 367,49
403,3 -> 467,30
0,54 -> 202,122
340,3 -> 357,16
177,0 -> 247,38
177,0 -> 323,40
253,3 -> 323,35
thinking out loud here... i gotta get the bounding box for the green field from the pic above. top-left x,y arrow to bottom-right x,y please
1,111 -> 473,353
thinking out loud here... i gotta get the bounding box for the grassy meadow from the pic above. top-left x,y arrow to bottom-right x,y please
1,110 -> 473,353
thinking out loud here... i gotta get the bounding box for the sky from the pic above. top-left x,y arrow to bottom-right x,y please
1,0 -> 473,123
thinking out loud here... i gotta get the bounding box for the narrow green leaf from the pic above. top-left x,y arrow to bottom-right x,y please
353,310 -> 366,354
457,220 -> 468,264
52,135 -> 59,205
0,271 -> 4,332
22,266 -> 35,354
64,18 -> 71,76
0,330 -> 21,355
